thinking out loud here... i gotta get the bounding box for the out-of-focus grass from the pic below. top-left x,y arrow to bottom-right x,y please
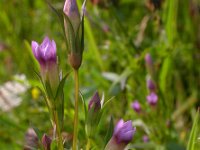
0,0 -> 199,149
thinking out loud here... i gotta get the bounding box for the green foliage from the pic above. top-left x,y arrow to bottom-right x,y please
187,109 -> 200,150
0,0 -> 199,149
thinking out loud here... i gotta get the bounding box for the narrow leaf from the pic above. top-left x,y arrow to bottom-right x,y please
187,108 -> 200,150
104,116 -> 114,148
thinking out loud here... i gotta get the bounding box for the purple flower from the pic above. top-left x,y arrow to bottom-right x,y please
142,135 -> 149,143
88,91 -> 101,111
105,119 -> 136,150
147,78 -> 156,91
113,119 -> 136,144
147,92 -> 158,106
131,100 -> 141,113
42,134 -> 52,150
31,36 -> 59,92
31,36 -> 57,68
145,53 -> 153,66
63,0 -> 80,33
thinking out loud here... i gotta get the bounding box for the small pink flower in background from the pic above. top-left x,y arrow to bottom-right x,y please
131,100 -> 141,113
142,135 -> 149,143
147,92 -> 158,106
145,53 -> 153,66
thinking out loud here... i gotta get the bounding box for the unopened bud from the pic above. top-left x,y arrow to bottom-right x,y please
63,0 -> 80,32
68,52 -> 82,70
88,91 -> 101,111
42,134 -> 52,150
105,119 -> 136,150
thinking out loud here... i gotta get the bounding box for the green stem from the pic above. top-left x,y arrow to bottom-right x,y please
53,110 -> 64,150
86,138 -> 91,150
72,69 -> 79,150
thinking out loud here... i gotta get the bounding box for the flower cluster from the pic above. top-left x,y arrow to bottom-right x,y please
30,0 -> 136,149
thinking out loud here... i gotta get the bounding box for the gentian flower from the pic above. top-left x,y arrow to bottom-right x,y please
63,0 -> 86,70
105,119 -> 136,150
146,92 -> 158,106
32,36 -> 57,69
31,36 -> 59,92
42,134 -> 52,150
131,100 -> 141,113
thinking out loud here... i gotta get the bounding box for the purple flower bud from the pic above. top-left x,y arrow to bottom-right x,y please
88,91 -> 101,111
131,100 -> 141,113
145,53 -> 153,66
63,0 -> 80,32
32,36 -> 57,69
114,119 -> 136,144
142,135 -> 149,143
105,119 -> 136,150
42,134 -> 52,150
147,78 -> 156,91
145,53 -> 154,75
146,92 -> 158,106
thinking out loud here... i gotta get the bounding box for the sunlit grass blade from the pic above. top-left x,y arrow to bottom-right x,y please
187,108 -> 200,150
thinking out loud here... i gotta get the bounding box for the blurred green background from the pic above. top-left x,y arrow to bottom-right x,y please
0,0 -> 199,149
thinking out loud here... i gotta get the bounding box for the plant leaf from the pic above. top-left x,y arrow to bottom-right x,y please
104,116 -> 114,148
187,108 -> 200,150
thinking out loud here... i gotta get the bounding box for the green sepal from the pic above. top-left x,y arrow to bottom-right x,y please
33,69 -> 45,92
46,1 -> 67,50
80,91 -> 87,122
54,73 -> 70,129
75,22 -> 82,54
104,116 -> 114,148
63,14 -> 76,53
81,14 -> 84,53
75,18 -> 84,55
101,97 -> 114,112
54,72 -> 70,100
44,80 -> 55,104
86,106 -> 102,138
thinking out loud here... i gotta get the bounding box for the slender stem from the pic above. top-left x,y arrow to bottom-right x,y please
53,110 -> 64,150
86,138 -> 91,150
72,69 -> 79,150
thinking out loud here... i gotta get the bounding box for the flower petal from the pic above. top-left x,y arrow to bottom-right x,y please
31,41 -> 39,58
114,119 -> 124,135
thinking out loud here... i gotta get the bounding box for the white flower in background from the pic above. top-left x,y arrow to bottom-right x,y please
0,74 -> 29,111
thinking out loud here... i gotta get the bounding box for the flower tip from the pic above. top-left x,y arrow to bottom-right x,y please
42,134 -> 52,150
88,91 -> 101,111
